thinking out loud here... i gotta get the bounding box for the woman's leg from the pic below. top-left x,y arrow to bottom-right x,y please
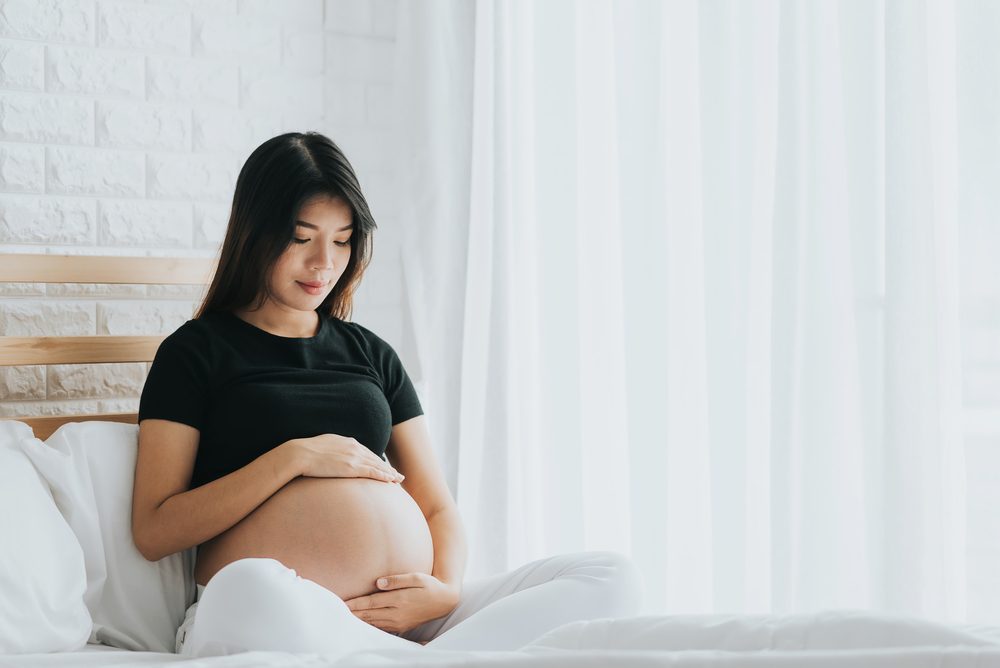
400,550 -> 643,651
180,558 -> 422,658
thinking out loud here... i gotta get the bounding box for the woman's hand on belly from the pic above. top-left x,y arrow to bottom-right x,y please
343,572 -> 461,636
291,434 -> 405,484
194,477 -> 435,602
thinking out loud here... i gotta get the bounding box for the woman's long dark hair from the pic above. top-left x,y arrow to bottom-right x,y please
195,132 -> 376,321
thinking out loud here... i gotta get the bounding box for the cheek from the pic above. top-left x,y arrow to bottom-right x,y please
269,252 -> 298,284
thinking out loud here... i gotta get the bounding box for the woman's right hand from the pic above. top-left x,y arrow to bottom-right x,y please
288,434 -> 405,483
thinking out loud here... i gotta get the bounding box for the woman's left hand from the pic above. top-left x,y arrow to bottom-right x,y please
343,572 -> 461,636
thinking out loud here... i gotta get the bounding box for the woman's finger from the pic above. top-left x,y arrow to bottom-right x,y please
367,464 -> 403,482
352,442 -> 401,476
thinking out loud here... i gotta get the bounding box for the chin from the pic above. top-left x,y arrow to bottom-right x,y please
280,298 -> 323,313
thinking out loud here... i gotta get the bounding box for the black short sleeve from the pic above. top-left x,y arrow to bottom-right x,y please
138,321 -> 213,431
354,324 -> 424,426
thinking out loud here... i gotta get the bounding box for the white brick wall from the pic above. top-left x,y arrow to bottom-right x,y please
0,0 -> 411,418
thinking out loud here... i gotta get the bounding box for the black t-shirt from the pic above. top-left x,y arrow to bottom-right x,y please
137,310 -> 424,489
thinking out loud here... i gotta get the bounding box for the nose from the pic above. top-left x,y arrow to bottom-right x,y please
309,244 -> 335,271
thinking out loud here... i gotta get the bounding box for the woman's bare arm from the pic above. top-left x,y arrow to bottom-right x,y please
131,418 -> 302,562
386,416 -> 467,588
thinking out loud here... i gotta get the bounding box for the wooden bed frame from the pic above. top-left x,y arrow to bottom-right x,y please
0,253 -> 215,439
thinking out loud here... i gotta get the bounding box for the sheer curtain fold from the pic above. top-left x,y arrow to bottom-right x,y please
883,0 -> 966,620
742,0 -> 780,614
658,0 -> 714,613
394,0 -> 985,621
574,0 -> 633,558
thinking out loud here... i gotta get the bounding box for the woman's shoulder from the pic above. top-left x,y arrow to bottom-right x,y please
333,319 -> 411,376
333,318 -> 390,351
336,317 -> 368,337
157,312 -> 228,354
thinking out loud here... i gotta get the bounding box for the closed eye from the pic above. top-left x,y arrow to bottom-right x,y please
292,238 -> 351,246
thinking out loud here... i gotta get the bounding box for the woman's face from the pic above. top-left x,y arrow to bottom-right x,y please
265,195 -> 354,314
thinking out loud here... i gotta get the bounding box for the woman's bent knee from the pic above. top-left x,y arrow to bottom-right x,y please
186,558 -> 315,655
197,558 -> 311,629
207,557 -> 295,592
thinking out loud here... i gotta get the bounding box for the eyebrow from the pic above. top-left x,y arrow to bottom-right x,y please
295,221 -> 354,232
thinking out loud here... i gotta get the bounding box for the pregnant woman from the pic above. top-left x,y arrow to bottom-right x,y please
130,131 -> 643,659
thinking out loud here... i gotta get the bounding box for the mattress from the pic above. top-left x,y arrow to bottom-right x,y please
3,610 -> 1000,667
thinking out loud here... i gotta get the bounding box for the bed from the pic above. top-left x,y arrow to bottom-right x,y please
3,252 -> 1000,668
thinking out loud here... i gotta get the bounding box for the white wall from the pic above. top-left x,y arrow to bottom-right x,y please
0,0 -> 413,418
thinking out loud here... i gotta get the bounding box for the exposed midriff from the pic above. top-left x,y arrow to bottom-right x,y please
193,476 -> 434,602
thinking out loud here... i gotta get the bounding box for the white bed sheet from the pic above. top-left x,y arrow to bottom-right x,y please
3,610 -> 1000,668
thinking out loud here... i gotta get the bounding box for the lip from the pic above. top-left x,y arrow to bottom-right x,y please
298,281 -> 328,288
296,280 -> 329,296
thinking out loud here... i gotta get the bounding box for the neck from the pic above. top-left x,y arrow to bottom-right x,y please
234,305 -> 319,338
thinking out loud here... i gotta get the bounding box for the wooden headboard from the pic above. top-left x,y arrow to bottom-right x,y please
0,254 -> 216,439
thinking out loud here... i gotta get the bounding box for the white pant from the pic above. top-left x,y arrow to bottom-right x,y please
176,550 -> 643,658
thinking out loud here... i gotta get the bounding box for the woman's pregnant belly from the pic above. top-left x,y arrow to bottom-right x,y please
193,477 -> 435,602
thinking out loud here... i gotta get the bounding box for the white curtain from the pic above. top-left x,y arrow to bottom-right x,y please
392,0 -> 999,623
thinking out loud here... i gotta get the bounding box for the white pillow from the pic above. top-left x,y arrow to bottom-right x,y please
18,421 -> 196,653
0,420 -> 91,653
